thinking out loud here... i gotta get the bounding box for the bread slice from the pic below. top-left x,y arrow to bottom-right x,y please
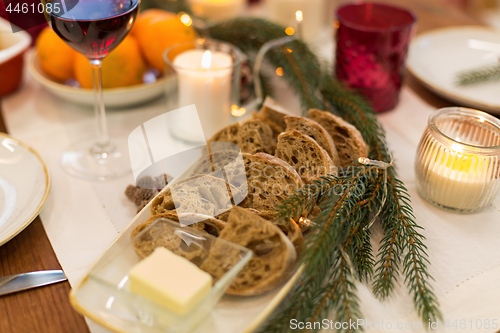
215,207 -> 261,222
207,119 -> 275,155
275,130 -> 337,181
190,149 -> 240,176
253,96 -> 293,138
308,109 -> 368,166
284,116 -> 340,168
190,149 -> 248,195
150,175 -> 243,219
240,153 -> 303,211
278,219 -> 304,256
131,217 -> 208,264
131,212 -> 226,240
200,207 -> 296,295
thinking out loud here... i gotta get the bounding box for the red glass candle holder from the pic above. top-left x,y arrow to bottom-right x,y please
335,3 -> 416,113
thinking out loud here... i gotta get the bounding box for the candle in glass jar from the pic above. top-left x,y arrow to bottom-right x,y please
188,0 -> 245,22
415,107 -> 500,213
426,146 -> 488,210
172,49 -> 233,141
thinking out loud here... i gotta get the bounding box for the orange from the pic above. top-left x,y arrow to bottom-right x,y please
36,27 -> 77,82
130,9 -> 175,38
74,35 -> 146,89
133,10 -> 197,71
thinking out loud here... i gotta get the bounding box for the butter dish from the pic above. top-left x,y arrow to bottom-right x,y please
71,218 -> 251,333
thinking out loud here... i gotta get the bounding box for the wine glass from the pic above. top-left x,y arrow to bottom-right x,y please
47,0 -> 140,180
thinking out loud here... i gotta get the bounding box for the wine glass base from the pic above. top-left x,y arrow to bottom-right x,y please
61,137 -> 131,181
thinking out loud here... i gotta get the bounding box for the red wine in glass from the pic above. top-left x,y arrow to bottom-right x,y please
48,0 -> 140,181
49,0 -> 139,59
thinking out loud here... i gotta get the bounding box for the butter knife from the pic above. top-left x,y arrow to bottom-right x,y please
0,270 -> 67,296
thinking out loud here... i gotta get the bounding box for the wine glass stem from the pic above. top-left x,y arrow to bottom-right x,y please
90,59 -> 110,153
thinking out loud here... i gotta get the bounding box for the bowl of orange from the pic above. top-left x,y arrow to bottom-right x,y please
28,10 -> 197,108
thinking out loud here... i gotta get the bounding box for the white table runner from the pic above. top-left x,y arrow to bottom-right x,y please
2,54 -> 500,333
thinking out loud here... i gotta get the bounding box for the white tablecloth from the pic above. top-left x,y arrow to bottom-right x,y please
2,47 -> 500,333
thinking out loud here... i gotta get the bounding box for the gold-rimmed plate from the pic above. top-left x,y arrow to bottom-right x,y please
407,26 -> 500,114
0,133 -> 51,246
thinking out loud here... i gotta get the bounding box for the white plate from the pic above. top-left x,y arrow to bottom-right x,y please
407,26 -> 500,114
0,133 -> 50,246
27,51 -> 174,108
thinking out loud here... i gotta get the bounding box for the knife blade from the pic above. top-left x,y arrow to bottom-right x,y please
0,270 -> 67,296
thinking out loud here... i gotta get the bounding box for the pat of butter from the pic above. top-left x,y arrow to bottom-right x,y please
129,247 -> 212,314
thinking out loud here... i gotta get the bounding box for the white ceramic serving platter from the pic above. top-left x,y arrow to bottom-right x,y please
69,155 -> 302,333
407,26 -> 500,114
0,133 -> 50,246
28,51 -> 174,108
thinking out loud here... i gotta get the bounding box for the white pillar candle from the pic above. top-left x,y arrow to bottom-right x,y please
425,144 -> 498,210
188,0 -> 245,22
268,0 -> 325,41
172,49 -> 233,142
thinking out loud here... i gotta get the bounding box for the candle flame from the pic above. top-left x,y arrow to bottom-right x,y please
201,51 -> 212,69
295,10 -> 303,22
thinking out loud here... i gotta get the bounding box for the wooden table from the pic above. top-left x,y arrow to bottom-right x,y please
0,105 -> 90,333
0,0 -> 486,332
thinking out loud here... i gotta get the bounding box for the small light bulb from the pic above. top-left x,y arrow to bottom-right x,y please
285,27 -> 295,35
231,105 -> 246,117
295,10 -> 303,22
180,14 -> 192,26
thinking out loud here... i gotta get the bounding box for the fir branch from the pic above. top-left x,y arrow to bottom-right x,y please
456,64 -> 500,86
349,225 -> 375,283
258,172 -> 369,333
389,177 -> 441,322
309,249 -> 361,333
204,17 -> 441,331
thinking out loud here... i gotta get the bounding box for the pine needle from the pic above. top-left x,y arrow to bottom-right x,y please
456,64 -> 500,86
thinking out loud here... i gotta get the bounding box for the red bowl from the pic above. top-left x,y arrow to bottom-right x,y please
0,18 -> 32,96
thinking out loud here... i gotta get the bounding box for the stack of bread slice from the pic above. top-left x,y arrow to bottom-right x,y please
131,96 -> 368,296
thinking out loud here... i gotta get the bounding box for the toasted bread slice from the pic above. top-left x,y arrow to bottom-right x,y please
276,130 -> 337,181
150,175 -> 242,218
308,109 -> 368,166
131,212 -> 226,241
208,119 -> 275,154
190,149 -> 248,195
284,116 -> 340,168
278,218 -> 304,256
240,153 -> 303,211
131,217 -> 209,264
200,207 -> 297,295
253,96 -> 293,138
